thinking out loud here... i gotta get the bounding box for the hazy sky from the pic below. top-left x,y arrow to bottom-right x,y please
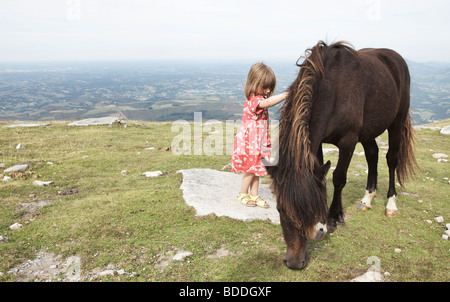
1,0 -> 449,62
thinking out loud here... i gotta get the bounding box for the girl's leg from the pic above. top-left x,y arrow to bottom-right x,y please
249,175 -> 269,207
240,173 -> 256,206
249,175 -> 260,196
241,173 -> 254,194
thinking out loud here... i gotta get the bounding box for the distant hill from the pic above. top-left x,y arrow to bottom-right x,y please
0,60 -> 448,124
407,60 -> 450,124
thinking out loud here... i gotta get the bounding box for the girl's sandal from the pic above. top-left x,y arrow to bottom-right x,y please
237,193 -> 256,207
250,195 -> 269,208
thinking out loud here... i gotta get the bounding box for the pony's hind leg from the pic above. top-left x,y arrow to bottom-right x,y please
385,125 -> 402,217
357,139 -> 379,211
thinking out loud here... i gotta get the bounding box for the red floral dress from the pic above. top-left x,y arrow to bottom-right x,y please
231,95 -> 271,176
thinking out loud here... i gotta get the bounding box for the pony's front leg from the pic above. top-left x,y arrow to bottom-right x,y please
357,139 -> 379,211
328,137 -> 356,232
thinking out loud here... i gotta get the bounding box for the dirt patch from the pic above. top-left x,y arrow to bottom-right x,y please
8,250 -> 81,282
7,249 -> 138,281
14,200 -> 54,219
206,244 -> 239,259
153,247 -> 193,270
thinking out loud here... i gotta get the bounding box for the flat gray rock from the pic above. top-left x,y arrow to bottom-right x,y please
67,117 -> 121,126
4,164 -> 28,173
142,171 -> 163,177
4,122 -> 50,128
440,125 -> 450,135
177,168 -> 279,224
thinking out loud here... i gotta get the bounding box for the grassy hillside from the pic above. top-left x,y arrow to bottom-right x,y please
0,119 -> 448,282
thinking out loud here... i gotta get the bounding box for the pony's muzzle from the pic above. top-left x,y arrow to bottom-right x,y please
283,252 -> 309,270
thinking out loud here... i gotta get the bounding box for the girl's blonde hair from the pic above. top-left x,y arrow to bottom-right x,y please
244,62 -> 276,100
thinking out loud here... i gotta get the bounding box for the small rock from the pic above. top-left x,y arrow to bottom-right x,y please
394,248 -> 402,253
3,176 -> 11,182
434,216 -> 444,223
432,153 -> 448,159
33,180 -> 54,187
9,223 -> 23,230
442,234 -> 448,240
121,170 -> 128,175
351,270 -> 385,282
49,264 -> 58,269
4,164 -> 28,173
0,236 -> 9,243
67,117 -> 120,127
16,143 -> 24,149
142,171 -> 163,178
446,223 -> 450,230
99,270 -> 115,276
426,220 -> 432,224
117,269 -> 126,275
444,230 -> 450,237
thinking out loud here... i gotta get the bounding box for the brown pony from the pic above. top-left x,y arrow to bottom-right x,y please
264,41 -> 417,270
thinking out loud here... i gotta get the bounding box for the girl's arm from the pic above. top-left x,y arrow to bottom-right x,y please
257,92 -> 288,109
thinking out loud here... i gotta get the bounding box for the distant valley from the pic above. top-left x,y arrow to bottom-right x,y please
0,59 -> 448,125
408,60 -> 450,124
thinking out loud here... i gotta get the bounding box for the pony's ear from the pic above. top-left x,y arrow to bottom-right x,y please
315,160 -> 331,183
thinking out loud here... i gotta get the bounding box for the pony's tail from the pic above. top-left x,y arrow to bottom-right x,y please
396,114 -> 418,187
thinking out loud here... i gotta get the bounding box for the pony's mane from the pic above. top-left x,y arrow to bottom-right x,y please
271,41 -> 357,234
280,41 -> 356,175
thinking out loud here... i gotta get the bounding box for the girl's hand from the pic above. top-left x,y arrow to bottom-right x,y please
280,91 -> 289,100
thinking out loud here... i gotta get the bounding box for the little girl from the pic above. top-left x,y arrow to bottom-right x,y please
230,62 -> 288,208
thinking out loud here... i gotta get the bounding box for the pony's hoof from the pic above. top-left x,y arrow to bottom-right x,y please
385,209 -> 397,217
327,214 -> 343,234
326,220 -> 337,234
357,202 -> 372,211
